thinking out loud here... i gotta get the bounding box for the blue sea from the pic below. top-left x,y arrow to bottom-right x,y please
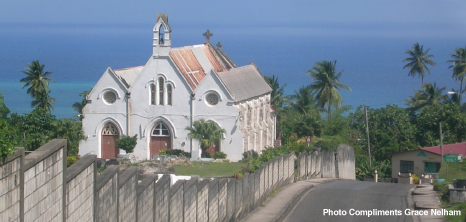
0,23 -> 462,119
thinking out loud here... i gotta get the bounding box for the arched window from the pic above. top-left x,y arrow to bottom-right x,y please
152,122 -> 170,136
167,85 -> 172,105
158,77 -> 164,105
159,24 -> 165,45
150,84 -> 156,105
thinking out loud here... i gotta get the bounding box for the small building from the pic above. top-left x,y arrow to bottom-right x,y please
391,142 -> 466,178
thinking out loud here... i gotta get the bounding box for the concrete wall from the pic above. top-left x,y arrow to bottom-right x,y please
2,139 -> 354,222
0,148 -> 24,222
297,145 -> 356,180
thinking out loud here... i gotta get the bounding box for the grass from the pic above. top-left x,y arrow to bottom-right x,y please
437,162 -> 466,222
172,161 -> 248,177
438,162 -> 466,184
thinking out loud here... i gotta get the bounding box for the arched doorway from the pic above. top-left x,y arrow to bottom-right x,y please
101,123 -> 120,159
150,122 -> 171,157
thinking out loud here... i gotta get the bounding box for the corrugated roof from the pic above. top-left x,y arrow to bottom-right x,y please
114,66 -> 144,88
170,47 -> 207,89
202,44 -> 224,72
217,64 -> 272,102
421,142 -> 466,157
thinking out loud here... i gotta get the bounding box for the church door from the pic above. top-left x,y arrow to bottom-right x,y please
150,122 -> 171,157
205,140 -> 220,157
101,123 -> 120,159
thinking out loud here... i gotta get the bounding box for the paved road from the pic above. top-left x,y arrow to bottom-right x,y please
283,180 -> 415,222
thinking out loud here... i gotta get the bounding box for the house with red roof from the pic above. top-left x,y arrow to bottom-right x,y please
391,142 -> 466,178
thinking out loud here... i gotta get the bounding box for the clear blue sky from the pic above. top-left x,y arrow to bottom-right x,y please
2,1 -> 466,39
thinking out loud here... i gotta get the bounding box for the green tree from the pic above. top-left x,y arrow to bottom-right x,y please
264,75 -> 287,111
0,119 -> 18,159
415,104 -> 466,146
307,60 -> 351,119
20,60 -> 54,97
405,83 -> 448,113
286,85 -> 318,114
0,92 -> 10,119
72,90 -> 90,120
50,119 -> 85,156
115,135 -> 138,154
448,47 -> 466,103
31,90 -> 55,112
9,108 -> 55,151
348,105 -> 417,162
186,119 -> 226,158
403,43 -> 436,86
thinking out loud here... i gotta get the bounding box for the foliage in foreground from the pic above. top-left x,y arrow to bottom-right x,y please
115,135 -> 138,153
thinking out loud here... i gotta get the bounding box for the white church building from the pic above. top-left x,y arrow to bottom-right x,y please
79,14 -> 276,161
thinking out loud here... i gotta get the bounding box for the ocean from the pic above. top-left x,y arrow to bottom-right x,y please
0,23 -> 462,119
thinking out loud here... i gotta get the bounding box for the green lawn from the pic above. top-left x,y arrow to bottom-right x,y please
173,161 -> 248,177
438,162 -> 466,184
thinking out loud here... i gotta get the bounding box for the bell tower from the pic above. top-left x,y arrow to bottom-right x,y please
153,14 -> 171,57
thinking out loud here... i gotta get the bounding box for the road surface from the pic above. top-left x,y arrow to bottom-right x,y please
284,180 -> 415,222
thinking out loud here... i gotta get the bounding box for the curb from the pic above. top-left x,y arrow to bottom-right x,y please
275,179 -> 338,222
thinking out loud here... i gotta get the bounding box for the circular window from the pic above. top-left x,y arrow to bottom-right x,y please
206,93 -> 219,106
103,91 -> 117,104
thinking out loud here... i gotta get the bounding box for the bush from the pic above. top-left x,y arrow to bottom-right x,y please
163,149 -> 191,158
242,150 -> 259,160
115,134 -> 138,153
67,156 -> 80,167
214,151 -> 227,159
433,182 -> 450,202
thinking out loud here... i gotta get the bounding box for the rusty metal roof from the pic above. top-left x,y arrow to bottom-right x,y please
170,46 -> 207,89
217,64 -> 272,102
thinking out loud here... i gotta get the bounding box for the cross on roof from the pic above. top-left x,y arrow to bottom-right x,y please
216,42 -> 222,49
203,29 -> 213,41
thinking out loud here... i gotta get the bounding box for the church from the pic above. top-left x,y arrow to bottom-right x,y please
79,14 -> 276,161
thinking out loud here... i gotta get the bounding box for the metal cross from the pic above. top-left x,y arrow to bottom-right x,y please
216,42 -> 222,49
203,29 -> 213,41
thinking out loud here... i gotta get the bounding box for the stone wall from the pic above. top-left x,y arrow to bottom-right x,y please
1,139 -> 355,222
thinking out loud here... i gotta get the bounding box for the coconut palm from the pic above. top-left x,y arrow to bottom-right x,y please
264,75 -> 287,112
20,60 -> 54,97
31,91 -> 55,112
403,43 -> 436,86
286,85 -> 318,115
72,90 -> 90,120
405,83 -> 448,112
186,119 -> 226,157
307,60 -> 351,119
448,47 -> 466,103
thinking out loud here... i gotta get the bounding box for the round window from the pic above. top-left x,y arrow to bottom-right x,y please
103,91 -> 117,104
206,93 -> 219,106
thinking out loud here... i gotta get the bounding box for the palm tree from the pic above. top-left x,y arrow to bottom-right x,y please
264,75 -> 287,112
448,47 -> 466,103
286,85 -> 318,115
403,43 -> 436,86
31,91 -> 55,112
186,119 -> 226,157
405,83 -> 448,112
20,60 -> 54,97
72,90 -> 90,120
307,60 -> 351,119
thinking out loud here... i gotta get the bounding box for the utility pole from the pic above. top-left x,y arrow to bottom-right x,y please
440,122 -> 443,163
364,106 -> 372,168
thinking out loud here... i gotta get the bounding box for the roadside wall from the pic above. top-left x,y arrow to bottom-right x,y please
297,145 -> 356,180
1,139 -> 355,222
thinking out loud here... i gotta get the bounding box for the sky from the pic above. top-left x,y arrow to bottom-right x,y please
2,1 -> 466,118
2,1 -> 466,38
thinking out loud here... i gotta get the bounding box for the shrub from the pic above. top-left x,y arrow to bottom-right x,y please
67,156 -> 80,167
433,182 -> 450,201
214,151 -> 227,159
115,134 -> 138,153
242,150 -> 259,160
412,174 -> 419,184
163,149 -> 191,158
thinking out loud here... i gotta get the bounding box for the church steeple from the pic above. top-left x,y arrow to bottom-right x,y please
153,14 -> 171,57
